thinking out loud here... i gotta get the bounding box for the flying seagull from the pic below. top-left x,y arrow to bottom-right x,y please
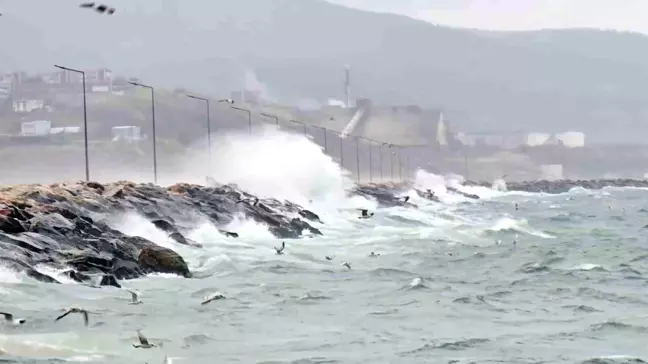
133,330 -> 156,348
325,255 -> 335,261
357,209 -> 374,219
274,241 -> 285,255
341,262 -> 351,270
0,312 -> 26,325
127,289 -> 143,305
55,307 -> 89,326
201,292 -> 226,305
79,2 -> 115,14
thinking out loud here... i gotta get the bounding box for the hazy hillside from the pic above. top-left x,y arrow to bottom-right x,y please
2,0 -> 648,142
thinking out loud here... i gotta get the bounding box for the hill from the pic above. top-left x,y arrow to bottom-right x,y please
2,0 -> 648,142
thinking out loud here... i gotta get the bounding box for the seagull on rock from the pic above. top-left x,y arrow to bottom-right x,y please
127,289 -> 143,305
0,312 -> 26,325
201,292 -> 226,305
133,329 -> 156,348
55,307 -> 89,326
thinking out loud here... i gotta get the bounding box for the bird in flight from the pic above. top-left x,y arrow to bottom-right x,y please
0,312 -> 26,325
133,330 -> 156,348
79,2 -> 116,14
55,307 -> 89,326
201,292 -> 226,305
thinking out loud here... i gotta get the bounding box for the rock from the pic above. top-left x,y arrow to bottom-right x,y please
447,187 -> 480,200
0,216 -> 26,234
151,219 -> 177,234
112,259 -> 144,280
0,257 -> 60,284
169,231 -> 191,246
299,210 -> 323,224
138,246 -> 192,278
218,229 -> 239,238
289,218 -> 323,236
62,269 -> 91,283
99,274 -> 121,288
85,181 -> 106,192
104,185 -> 125,199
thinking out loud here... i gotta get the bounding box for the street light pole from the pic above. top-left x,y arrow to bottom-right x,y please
260,113 -> 279,126
129,81 -> 157,184
186,94 -> 211,174
398,146 -> 402,181
231,106 -> 252,134
379,143 -> 385,182
55,64 -> 89,181
355,136 -> 360,182
389,144 -> 395,181
340,137 -> 344,169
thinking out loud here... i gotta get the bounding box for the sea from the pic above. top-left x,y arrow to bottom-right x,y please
0,128 -> 647,364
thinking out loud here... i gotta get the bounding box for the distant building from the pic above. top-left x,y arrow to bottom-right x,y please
20,120 -> 51,136
525,131 -> 585,148
456,131 -> 527,149
526,132 -> 551,147
13,99 -> 45,113
556,131 -> 585,148
112,126 -> 142,143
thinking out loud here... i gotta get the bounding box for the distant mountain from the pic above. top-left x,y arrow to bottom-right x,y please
3,0 -> 648,142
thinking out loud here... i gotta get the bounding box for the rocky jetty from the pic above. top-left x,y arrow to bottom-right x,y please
0,181 -> 324,285
469,179 -> 648,194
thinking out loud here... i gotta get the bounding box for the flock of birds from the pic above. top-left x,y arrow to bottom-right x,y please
273,227 -> 382,272
1,2 -> 116,16
0,286 -> 226,363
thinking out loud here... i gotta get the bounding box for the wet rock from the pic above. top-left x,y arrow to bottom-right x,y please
85,181 -> 105,192
99,274 -> 121,288
0,257 -> 60,284
218,230 -> 239,238
299,210 -> 323,224
151,219 -> 176,233
104,185 -> 125,199
0,216 -> 26,234
168,231 -> 197,246
62,269 -> 90,283
447,187 -> 480,200
138,246 -> 192,278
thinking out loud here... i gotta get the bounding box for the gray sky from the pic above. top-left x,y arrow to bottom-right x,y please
329,0 -> 648,34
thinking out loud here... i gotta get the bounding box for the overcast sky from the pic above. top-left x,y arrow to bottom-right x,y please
329,0 -> 648,34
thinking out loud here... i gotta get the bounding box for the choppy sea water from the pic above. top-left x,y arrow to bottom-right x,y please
2,182 -> 648,364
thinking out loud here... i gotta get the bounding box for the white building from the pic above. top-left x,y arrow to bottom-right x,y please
112,126 -> 142,143
20,120 -> 51,136
556,131 -> 585,148
13,99 -> 44,113
526,132 -> 551,147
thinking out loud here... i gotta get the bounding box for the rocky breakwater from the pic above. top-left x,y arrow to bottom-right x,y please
469,178 -> 648,194
0,181 -> 324,286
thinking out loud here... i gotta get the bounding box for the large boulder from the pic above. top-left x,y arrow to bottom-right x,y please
138,246 -> 192,278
